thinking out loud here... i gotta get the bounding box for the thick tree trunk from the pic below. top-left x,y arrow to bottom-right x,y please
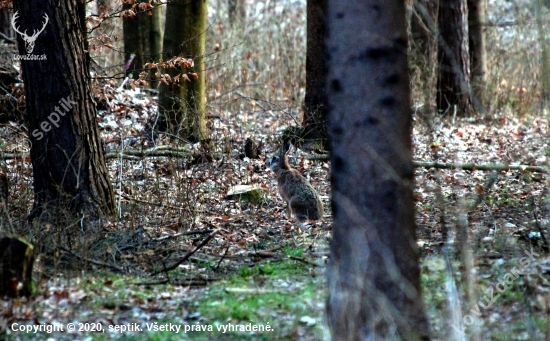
158,0 -> 207,142
122,1 -> 162,87
301,0 -> 328,149
468,0 -> 487,107
13,0 -> 115,222
325,1 -> 430,340
437,0 -> 472,116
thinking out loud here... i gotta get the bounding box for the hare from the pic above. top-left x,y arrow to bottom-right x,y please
266,141 -> 324,222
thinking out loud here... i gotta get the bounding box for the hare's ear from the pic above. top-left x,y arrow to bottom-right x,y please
281,138 -> 292,155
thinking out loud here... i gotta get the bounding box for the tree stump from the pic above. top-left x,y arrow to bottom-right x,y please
0,173 -> 8,203
0,237 -> 35,297
244,138 -> 262,159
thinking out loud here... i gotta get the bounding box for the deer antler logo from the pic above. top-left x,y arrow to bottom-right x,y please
11,11 -> 49,54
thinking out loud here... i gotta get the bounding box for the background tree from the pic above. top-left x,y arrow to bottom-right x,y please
325,0 -> 430,340
122,0 -> 162,87
437,0 -> 472,115
228,0 -> 245,26
410,0 -> 437,63
0,7 -> 14,40
13,0 -> 115,222
158,0 -> 207,142
410,0 -> 437,105
536,0 -> 550,107
468,0 -> 487,107
0,6 -> 18,123
300,0 -> 328,150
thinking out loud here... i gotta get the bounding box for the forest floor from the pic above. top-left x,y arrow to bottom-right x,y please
414,113 -> 550,340
1,88 -> 550,340
0,90 -> 333,340
1,0 -> 550,339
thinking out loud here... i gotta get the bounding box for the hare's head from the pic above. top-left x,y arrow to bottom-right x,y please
266,154 -> 283,172
266,141 -> 291,172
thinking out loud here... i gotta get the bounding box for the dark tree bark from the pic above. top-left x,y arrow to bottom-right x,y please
300,0 -> 328,150
12,0 -> 115,222
437,0 -> 472,115
467,0 -> 487,107
325,1 -> 430,340
158,0 -> 207,142
0,172 -> 8,204
122,0 -> 162,87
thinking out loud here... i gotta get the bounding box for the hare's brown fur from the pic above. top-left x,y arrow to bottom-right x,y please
267,145 -> 323,222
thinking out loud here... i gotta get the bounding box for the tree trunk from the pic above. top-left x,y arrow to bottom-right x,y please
411,0 -> 437,64
437,0 -> 472,116
410,0 -> 438,106
325,1 -> 430,340
0,8 -> 14,39
158,0 -> 207,142
122,0 -> 162,87
13,0 -> 115,222
301,0 -> 328,150
535,0 -> 550,106
467,0 -> 487,108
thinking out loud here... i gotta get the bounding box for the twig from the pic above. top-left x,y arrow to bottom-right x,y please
288,255 -> 320,267
252,246 -> 283,253
413,160 -> 548,173
225,287 -> 282,294
150,229 -> 215,242
241,246 -> 284,259
134,277 -> 219,286
0,32 -> 16,43
151,229 -> 219,275
251,251 -> 280,258
105,149 -> 191,160
3,144 -> 548,175
172,277 -> 219,286
309,155 -> 549,173
119,193 -> 203,212
133,279 -> 169,286
305,251 -> 330,258
0,153 -> 27,160
215,244 -> 230,270
58,246 -> 124,272
7,144 -> 546,175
